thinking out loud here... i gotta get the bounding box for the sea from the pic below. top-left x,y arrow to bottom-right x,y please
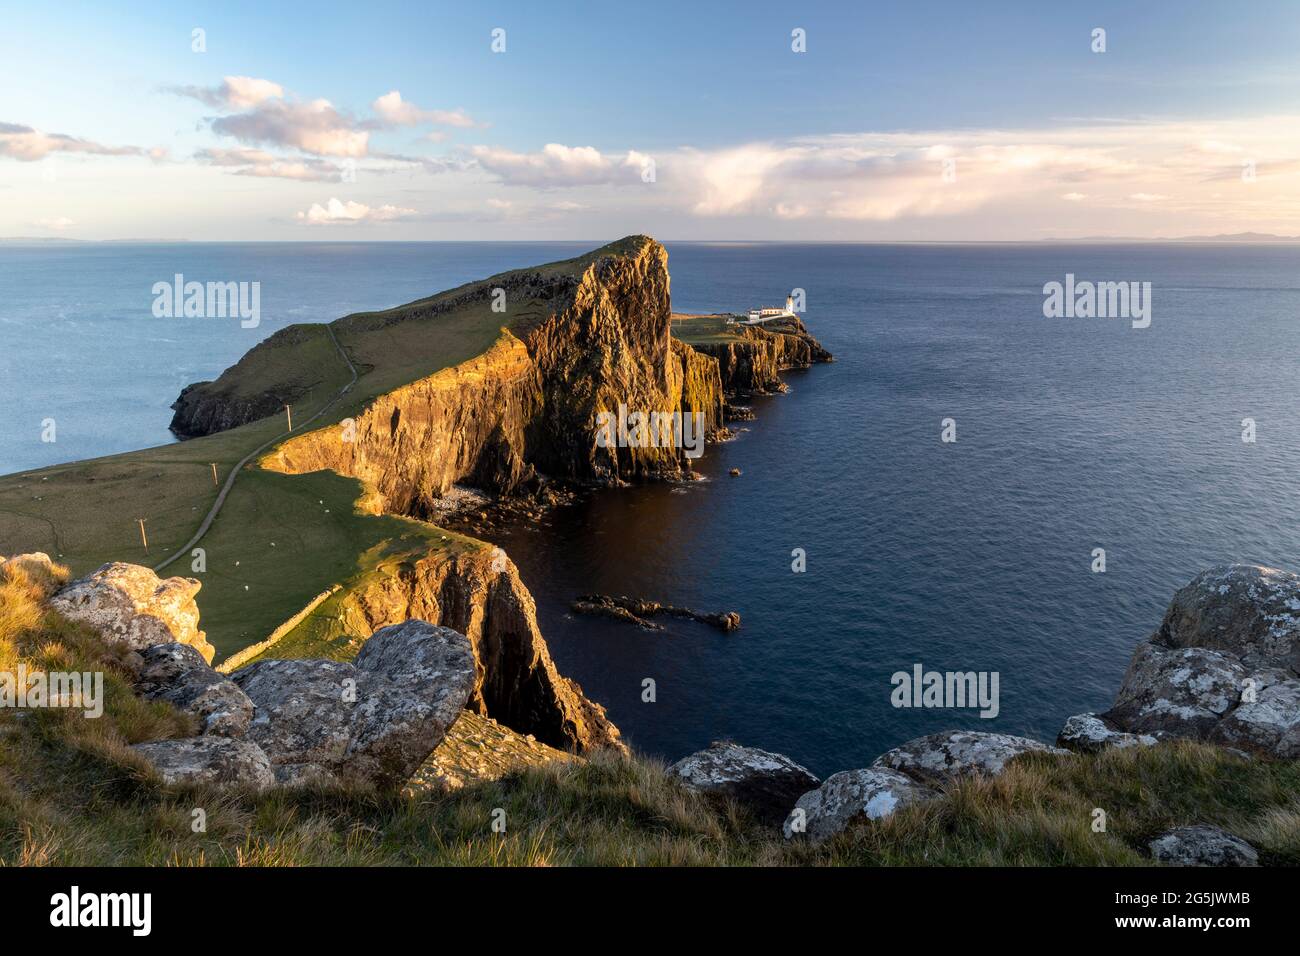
3,240 -> 1299,775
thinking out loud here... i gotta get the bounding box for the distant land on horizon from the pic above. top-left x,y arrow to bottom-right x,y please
3,232 -> 1299,246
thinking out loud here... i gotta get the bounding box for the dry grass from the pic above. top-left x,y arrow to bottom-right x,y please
2,570 -> 1298,866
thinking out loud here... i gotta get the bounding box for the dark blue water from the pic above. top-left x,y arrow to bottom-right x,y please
4,241 -> 1300,775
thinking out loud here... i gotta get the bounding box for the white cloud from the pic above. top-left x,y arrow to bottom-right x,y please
294,197 -> 418,224
1129,192 -> 1168,202
470,143 -> 645,187
371,91 -> 476,128
1062,192 -> 1088,201
172,76 -> 284,110
0,122 -> 142,162
195,146 -> 344,181
211,98 -> 368,157
32,216 -> 75,230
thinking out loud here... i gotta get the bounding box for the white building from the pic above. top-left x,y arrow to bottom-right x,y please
745,295 -> 797,325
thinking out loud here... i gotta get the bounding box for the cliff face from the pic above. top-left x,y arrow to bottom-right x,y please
329,546 -> 622,753
689,317 -> 833,397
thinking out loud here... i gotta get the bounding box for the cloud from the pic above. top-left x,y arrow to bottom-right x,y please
0,122 -> 142,162
1128,192 -> 1168,202
170,76 -> 284,110
1061,192 -> 1088,201
212,98 -> 369,157
294,197 -> 418,224
195,146 -> 345,181
32,217 -> 75,230
371,91 -> 476,128
470,143 -> 647,187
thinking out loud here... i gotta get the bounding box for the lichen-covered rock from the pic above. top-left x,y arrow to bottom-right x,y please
1105,644 -> 1247,737
1159,565 -> 1300,671
1057,713 -> 1157,753
407,710 -> 575,793
230,658 -> 357,784
136,643 -> 253,736
1149,825 -> 1259,867
1208,678 -> 1300,758
232,621 -> 477,788
131,736 -> 274,790
783,767 -> 936,843
873,730 -> 1067,786
49,562 -> 214,662
1104,565 -> 1300,756
347,620 -> 477,787
668,741 -> 820,827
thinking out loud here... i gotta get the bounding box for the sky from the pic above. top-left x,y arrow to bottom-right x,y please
1,0 -> 1299,241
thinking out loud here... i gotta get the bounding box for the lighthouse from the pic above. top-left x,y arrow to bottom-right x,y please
785,294 -> 795,314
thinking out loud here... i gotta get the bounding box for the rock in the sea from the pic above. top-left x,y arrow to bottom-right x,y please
49,562 -> 214,662
1148,825 -> 1259,867
873,730 -> 1067,786
783,767 -> 937,843
135,643 -> 254,737
1057,713 -> 1157,753
668,741 -> 820,827
131,736 -> 274,790
1104,565 -> 1300,756
232,621 -> 477,788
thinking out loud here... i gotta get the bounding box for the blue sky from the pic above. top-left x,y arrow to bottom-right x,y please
2,0 -> 1299,239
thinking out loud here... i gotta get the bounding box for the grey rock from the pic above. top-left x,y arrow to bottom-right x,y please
131,736 -> 274,790
348,620 -> 478,787
1057,713 -> 1157,753
1106,643 -> 1247,738
136,643 -> 254,737
1149,825 -> 1259,867
784,767 -> 936,843
872,730 -> 1068,786
231,621 -> 477,788
668,741 -> 820,827
50,562 -> 214,662
1209,678 -> 1300,758
231,658 -> 356,775
1159,564 -> 1300,672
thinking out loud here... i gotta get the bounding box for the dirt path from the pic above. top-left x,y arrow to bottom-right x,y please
153,325 -> 358,573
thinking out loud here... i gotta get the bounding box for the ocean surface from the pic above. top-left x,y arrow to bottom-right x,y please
3,241 -> 1300,775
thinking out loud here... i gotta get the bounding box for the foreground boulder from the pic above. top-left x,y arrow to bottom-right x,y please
1104,565 -> 1300,757
784,767 -> 936,843
668,741 -> 819,827
135,643 -> 254,737
1149,825 -> 1259,867
131,737 -> 274,791
873,730 -> 1067,786
232,621 -> 476,788
1057,713 -> 1157,754
50,562 -> 214,662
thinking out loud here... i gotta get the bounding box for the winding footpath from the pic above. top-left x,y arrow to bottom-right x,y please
153,325 -> 359,573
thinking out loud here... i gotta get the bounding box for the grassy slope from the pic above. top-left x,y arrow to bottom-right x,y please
670,313 -> 748,345
3,560 -> 1298,866
0,241 -> 635,660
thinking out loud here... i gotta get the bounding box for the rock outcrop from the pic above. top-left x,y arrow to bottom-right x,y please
49,562 -> 214,663
784,767 -> 936,843
1102,565 -> 1300,757
312,545 -> 622,754
254,238 -> 726,513
136,643 -> 254,736
1149,825 -> 1259,867
872,730 -> 1067,786
571,593 -> 741,632
1056,713 -> 1157,754
668,741 -> 819,827
232,620 -> 477,788
684,316 -> 833,397
407,710 -> 576,792
131,737 -> 275,791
